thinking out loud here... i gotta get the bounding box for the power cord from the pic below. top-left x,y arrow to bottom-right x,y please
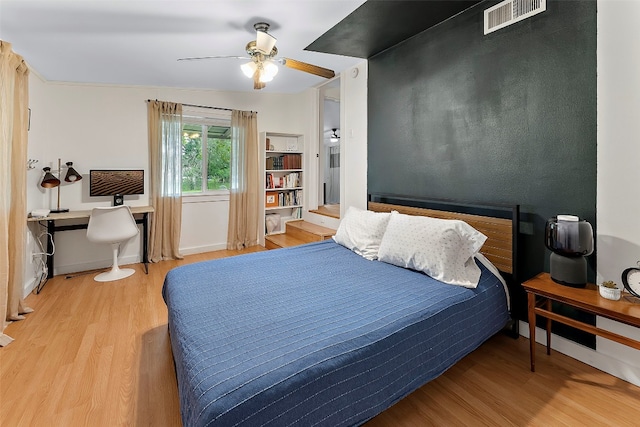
32,228 -> 54,294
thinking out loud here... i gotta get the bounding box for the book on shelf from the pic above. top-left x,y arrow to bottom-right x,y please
283,172 -> 299,188
274,189 -> 302,207
266,173 -> 278,189
266,172 -> 301,189
282,154 -> 301,170
265,154 -> 301,170
265,156 -> 281,170
266,192 -> 298,206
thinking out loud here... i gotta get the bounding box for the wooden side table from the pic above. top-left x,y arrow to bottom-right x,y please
522,273 -> 640,372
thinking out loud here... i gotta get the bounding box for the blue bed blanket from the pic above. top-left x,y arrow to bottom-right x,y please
162,240 -> 509,427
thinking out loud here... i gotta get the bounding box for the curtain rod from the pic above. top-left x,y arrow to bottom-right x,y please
146,99 -> 232,112
147,100 -> 256,114
182,103 -> 233,112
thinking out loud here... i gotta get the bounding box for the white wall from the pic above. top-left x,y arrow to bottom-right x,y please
593,0 -> 640,386
24,72 -> 51,293
24,80 -> 309,292
520,1 -> 640,387
340,63 -> 368,213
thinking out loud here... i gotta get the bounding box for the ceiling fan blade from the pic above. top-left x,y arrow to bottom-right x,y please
281,58 -> 335,79
177,55 -> 248,61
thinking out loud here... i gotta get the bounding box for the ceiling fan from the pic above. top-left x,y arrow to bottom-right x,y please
178,22 -> 336,90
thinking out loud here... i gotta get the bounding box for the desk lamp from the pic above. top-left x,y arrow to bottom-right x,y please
545,215 -> 594,288
40,159 -> 82,213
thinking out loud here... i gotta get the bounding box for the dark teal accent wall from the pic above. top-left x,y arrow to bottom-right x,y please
368,0 -> 596,330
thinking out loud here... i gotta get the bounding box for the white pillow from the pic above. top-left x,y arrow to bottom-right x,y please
378,211 -> 487,288
332,206 -> 391,260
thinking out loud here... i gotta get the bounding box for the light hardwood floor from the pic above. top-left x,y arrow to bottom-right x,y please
2,249 -> 640,426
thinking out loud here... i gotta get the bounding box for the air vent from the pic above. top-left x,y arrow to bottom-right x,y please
484,0 -> 546,34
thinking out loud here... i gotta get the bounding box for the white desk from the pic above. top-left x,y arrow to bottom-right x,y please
28,206 -> 154,281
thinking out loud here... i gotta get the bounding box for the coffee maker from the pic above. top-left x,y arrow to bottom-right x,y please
545,215 -> 594,288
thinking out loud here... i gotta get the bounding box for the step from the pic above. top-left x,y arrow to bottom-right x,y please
264,233 -> 308,250
285,220 -> 336,242
309,204 -> 340,219
264,220 -> 337,250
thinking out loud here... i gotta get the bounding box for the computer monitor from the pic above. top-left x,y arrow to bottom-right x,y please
89,169 -> 144,206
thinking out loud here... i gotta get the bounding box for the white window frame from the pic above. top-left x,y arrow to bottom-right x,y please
182,107 -> 232,202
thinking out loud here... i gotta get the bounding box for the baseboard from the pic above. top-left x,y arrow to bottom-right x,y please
518,320 -> 640,387
179,243 -> 228,255
48,244 -> 228,276
22,277 -> 37,299
53,255 -> 141,276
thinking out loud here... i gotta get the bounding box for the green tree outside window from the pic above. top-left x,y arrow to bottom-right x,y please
182,123 -> 231,193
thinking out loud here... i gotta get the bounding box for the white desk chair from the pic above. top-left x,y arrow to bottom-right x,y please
86,205 -> 139,282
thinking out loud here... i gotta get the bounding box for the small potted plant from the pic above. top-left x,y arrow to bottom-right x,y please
598,280 -> 622,301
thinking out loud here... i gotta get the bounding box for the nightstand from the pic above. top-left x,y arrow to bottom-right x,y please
522,273 -> 640,372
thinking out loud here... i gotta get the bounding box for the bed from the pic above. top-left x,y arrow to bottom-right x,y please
163,195 -> 519,426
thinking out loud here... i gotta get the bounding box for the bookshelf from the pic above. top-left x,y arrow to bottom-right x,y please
260,132 -> 305,246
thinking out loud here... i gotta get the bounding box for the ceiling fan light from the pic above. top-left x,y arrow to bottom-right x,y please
330,128 -> 340,143
263,61 -> 279,79
259,71 -> 274,83
241,61 -> 257,78
256,31 -> 277,55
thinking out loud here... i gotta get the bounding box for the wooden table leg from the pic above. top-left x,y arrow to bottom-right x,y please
546,299 -> 552,355
527,292 -> 536,372
142,212 -> 149,274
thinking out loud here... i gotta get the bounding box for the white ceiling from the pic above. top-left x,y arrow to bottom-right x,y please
0,0 -> 367,94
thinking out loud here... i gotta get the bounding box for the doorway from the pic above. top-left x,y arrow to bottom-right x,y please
313,77 -> 340,219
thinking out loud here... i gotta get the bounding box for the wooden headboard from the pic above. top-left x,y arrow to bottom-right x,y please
368,194 -> 519,279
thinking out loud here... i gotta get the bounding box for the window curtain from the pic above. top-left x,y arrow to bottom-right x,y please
1,41 -> 33,347
147,100 -> 184,262
227,110 -> 259,250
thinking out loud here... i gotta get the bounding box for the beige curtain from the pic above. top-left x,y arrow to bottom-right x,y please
227,110 -> 259,250
147,100 -> 184,262
1,41 -> 33,347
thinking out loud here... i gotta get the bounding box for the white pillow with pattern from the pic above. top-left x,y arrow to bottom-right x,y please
378,211 -> 487,288
333,206 -> 392,260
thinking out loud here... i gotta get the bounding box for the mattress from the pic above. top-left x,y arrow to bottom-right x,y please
162,239 -> 509,427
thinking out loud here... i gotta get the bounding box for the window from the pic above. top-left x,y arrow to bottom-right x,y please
181,109 -> 231,194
